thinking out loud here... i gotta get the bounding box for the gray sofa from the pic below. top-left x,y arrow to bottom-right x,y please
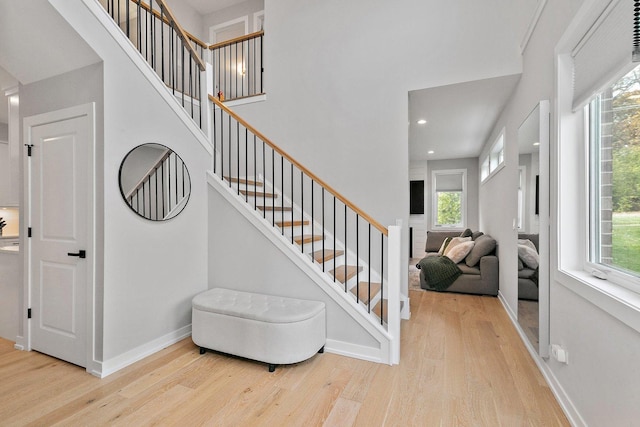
419,230 -> 499,296
518,233 -> 539,301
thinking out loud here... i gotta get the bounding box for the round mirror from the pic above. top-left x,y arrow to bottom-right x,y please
119,143 -> 191,221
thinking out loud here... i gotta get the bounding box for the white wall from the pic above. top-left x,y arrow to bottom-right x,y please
481,0 -> 640,424
202,0 -> 264,39
230,0 -> 528,298
50,0 -> 212,371
165,0 -> 205,41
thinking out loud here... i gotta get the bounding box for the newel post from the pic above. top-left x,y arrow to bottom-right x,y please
387,219 -> 402,364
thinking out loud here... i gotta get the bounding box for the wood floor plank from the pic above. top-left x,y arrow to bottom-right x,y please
0,286 -> 570,426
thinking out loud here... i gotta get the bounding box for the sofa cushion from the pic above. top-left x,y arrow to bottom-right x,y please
458,263 -> 481,275
425,231 -> 460,252
471,231 -> 484,240
518,268 -> 537,279
459,228 -> 473,238
437,237 -> 453,255
518,241 -> 539,269
445,240 -> 475,263
465,234 -> 497,267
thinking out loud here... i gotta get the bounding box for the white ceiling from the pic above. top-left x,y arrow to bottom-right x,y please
409,74 -> 521,161
0,0 -> 100,86
182,0 -> 247,15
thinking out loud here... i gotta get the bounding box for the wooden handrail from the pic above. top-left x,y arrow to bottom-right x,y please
155,0 -> 205,70
209,95 -> 388,236
209,30 -> 264,50
130,0 -> 207,49
128,0 -> 205,70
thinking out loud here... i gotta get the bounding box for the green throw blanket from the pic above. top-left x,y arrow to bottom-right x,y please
417,256 -> 462,291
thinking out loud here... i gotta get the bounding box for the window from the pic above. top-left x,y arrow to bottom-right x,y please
588,64 -> 640,282
432,170 -> 466,229
481,130 -> 505,182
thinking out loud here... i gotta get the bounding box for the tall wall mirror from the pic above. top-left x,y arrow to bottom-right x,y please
119,143 -> 191,221
516,100 -> 550,357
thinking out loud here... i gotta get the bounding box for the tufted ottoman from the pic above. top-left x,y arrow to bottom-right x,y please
192,288 -> 326,372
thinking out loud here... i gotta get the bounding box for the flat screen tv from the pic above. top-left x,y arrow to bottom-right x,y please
410,180 -> 424,214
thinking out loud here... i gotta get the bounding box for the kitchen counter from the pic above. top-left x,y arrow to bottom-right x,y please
0,236 -> 19,254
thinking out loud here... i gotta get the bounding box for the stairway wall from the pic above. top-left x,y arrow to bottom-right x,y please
208,184 -> 383,356
50,0 -> 212,374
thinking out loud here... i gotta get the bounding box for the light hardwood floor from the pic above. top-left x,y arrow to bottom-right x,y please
0,290 -> 569,426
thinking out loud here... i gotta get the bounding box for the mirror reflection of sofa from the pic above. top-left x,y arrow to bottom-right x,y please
418,230 -> 499,296
518,233 -> 539,301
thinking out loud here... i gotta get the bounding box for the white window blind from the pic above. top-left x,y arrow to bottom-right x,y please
572,0 -> 632,110
435,172 -> 463,192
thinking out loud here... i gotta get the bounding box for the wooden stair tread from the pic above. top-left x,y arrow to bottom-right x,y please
293,234 -> 324,245
312,249 -> 345,263
329,265 -> 363,283
224,176 -> 263,186
350,282 -> 382,304
373,299 -> 387,321
257,205 -> 292,212
239,189 -> 277,198
275,220 -> 309,227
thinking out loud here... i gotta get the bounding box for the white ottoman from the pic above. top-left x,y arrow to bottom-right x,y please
192,288 -> 326,371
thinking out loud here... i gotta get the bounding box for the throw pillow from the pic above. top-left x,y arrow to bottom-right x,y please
465,234 -> 497,267
445,236 -> 472,254
518,244 -> 539,269
518,257 -> 524,271
518,238 -> 537,252
471,231 -> 484,240
445,241 -> 475,264
437,237 -> 452,255
459,228 -> 473,238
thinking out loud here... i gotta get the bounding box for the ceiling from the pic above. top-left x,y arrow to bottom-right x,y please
409,74 -> 521,162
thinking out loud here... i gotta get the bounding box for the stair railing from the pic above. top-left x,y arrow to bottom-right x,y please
210,95 -> 399,328
100,0 -> 206,127
209,31 -> 264,102
122,148 -> 190,221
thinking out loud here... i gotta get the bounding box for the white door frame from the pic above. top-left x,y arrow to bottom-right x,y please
22,103 -> 99,375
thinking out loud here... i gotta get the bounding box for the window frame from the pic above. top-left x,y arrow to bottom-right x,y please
585,86 -> 640,292
555,0 -> 640,335
431,169 -> 467,230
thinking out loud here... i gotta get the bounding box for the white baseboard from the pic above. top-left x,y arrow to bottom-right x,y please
496,294 -> 585,427
13,335 -> 25,351
98,325 -> 192,378
324,338 -> 383,364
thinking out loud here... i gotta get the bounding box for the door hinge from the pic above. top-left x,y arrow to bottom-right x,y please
28,308 -> 32,319
28,227 -> 32,238
25,144 -> 33,156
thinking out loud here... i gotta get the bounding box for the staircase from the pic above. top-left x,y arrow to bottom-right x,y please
91,0 -> 404,364
219,171 -> 390,323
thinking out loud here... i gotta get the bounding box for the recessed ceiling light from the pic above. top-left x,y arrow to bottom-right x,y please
427,150 -> 435,154
533,142 -> 540,146
417,119 -> 427,125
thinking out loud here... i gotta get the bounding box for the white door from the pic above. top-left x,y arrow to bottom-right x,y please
27,106 -> 93,368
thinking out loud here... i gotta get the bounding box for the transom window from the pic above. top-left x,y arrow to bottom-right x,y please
481,130 -> 505,182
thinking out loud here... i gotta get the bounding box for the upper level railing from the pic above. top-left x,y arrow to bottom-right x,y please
100,0 -> 205,127
210,95 -> 396,327
209,31 -> 264,101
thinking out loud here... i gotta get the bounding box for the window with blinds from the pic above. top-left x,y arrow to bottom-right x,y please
432,169 -> 466,229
